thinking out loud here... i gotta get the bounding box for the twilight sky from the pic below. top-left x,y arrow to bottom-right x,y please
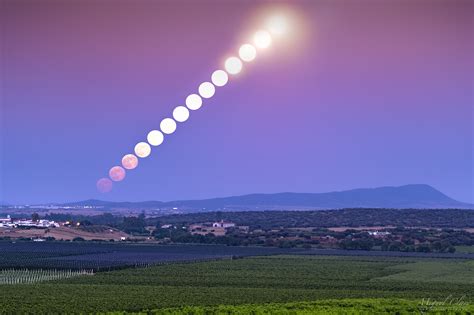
1,0 -> 473,204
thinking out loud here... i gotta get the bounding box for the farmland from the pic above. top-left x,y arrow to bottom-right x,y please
0,242 -> 304,271
0,225 -> 130,241
128,299 -> 474,314
0,252 -> 473,313
1,241 -> 471,272
0,269 -> 92,284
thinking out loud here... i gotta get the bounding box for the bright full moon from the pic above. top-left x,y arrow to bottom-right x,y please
211,70 -> 228,87
147,130 -> 164,146
225,57 -> 243,75
173,106 -> 190,122
198,82 -> 216,98
239,44 -> 257,62
186,94 -> 203,110
254,30 -> 272,48
266,15 -> 288,35
160,118 -> 177,134
134,142 -> 151,158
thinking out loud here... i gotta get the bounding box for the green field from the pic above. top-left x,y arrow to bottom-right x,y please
373,259 -> 474,284
0,255 -> 472,313
132,299 -> 474,314
456,245 -> 474,253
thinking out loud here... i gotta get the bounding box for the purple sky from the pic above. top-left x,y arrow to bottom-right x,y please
1,0 -> 473,204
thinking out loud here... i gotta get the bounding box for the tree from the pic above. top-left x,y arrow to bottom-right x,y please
80,220 -> 92,226
31,213 -> 40,222
416,243 -> 432,253
121,216 -> 147,235
153,228 -> 171,239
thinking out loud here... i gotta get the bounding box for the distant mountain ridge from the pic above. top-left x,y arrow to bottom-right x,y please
62,184 -> 473,210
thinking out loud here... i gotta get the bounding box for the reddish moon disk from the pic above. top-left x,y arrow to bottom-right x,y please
96,178 -> 113,193
122,154 -> 138,170
109,166 -> 126,182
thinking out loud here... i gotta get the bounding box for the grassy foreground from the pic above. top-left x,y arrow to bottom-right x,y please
118,299 -> 474,314
0,255 -> 473,313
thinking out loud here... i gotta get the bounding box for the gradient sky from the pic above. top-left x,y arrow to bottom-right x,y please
1,0 -> 473,204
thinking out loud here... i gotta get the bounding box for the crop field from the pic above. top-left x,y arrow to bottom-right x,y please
456,245 -> 474,253
0,255 -> 472,313
1,241 -> 469,272
373,259 -> 474,284
128,299 -> 474,314
0,269 -> 93,284
0,242 -> 302,271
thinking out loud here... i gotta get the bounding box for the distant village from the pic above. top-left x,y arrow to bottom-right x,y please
0,214 -> 128,242
0,215 -> 59,229
187,220 -> 248,236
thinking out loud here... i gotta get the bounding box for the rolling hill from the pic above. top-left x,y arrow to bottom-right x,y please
64,184 -> 473,210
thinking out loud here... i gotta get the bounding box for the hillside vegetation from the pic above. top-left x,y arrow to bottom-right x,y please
155,208 -> 474,229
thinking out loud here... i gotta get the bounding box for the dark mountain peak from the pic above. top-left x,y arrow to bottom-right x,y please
60,184 -> 472,211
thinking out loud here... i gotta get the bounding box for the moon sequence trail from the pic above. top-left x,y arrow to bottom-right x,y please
97,14 -> 290,193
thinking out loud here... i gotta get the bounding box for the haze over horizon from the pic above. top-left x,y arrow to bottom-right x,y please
1,0 -> 473,204
2,184 -> 472,209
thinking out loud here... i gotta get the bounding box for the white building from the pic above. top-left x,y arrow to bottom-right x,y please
0,218 -> 59,229
212,220 -> 236,229
0,216 -> 13,228
367,231 -> 391,237
0,215 -> 11,223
